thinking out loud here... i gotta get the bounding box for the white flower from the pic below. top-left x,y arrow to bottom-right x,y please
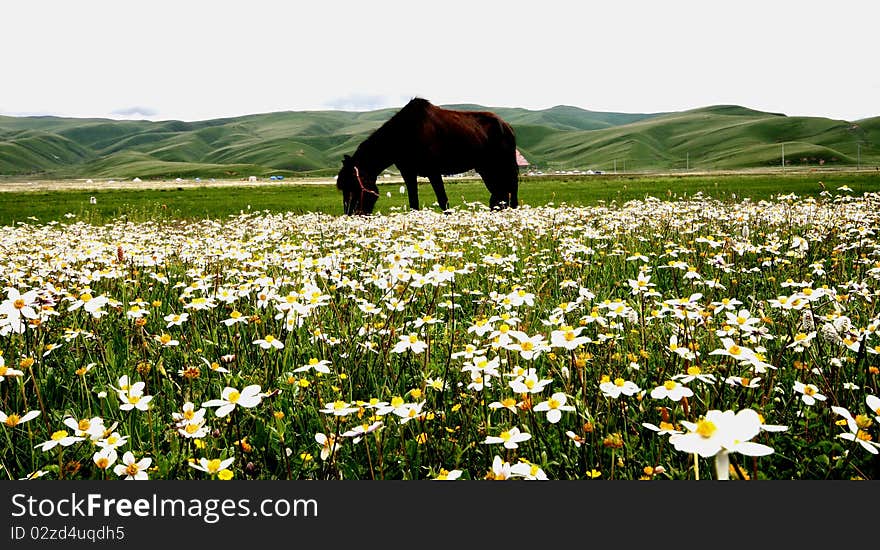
508,369 -> 552,394
510,460 -> 549,480
489,455 -> 513,480
319,400 -> 360,417
164,312 -> 189,327
341,421 -> 383,443
315,432 -> 341,461
202,385 -> 263,417
253,335 -> 284,350
113,451 -> 152,480
190,457 -> 235,475
484,426 -> 531,449
62,415 -> 107,439
36,430 -> 85,452
393,401 -> 427,424
391,333 -> 428,354
117,382 -> 153,412
599,376 -> 641,398
650,380 -> 694,402
92,448 -> 118,470
549,325 -> 588,350
0,409 -> 40,428
293,358 -> 332,374
831,406 -> 880,454
709,338 -> 757,361
668,409 -> 777,480
867,394 -> 880,423
792,381 -> 826,406
433,468 -> 462,480
533,392 -> 575,423
642,421 -> 684,436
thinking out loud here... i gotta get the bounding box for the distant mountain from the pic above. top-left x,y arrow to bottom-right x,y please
1,103 -> 876,179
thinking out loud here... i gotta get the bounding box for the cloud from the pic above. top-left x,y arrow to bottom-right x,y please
322,94 -> 407,112
111,106 -> 159,118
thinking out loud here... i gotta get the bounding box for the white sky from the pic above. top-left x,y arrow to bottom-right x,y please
2,1 -> 877,122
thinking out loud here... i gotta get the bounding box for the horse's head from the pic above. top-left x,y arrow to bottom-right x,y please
336,155 -> 379,215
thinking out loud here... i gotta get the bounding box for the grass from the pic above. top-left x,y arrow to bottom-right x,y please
3,171 -> 880,227
1,182 -> 879,480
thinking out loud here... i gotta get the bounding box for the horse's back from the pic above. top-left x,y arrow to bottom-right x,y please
405,103 -> 515,174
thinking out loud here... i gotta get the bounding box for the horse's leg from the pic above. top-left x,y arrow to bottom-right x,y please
477,169 -> 501,210
507,170 -> 519,208
401,170 -> 420,210
428,174 -> 449,211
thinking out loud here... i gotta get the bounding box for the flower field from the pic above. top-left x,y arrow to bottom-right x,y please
1,189 -> 879,480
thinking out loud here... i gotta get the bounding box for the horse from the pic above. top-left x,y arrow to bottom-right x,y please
335,98 -> 519,215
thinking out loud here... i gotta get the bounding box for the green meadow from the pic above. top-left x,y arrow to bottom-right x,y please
4,171 -> 880,226
1,176 -> 879,481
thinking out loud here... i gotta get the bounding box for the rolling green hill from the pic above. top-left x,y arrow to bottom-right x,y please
1,102 -> 877,179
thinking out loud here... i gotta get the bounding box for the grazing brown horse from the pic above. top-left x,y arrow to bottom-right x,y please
335,98 -> 519,215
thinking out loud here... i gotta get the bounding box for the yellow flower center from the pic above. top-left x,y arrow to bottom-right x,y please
95,457 -> 110,469
13,298 -> 25,309
499,431 -> 511,441
548,398 -> 560,409
803,385 -> 816,396
729,345 -> 741,355
5,414 -> 21,427
51,430 -> 68,441
687,366 -> 701,376
228,390 -> 240,403
696,419 -> 717,438
77,419 -> 91,431
207,459 -> 223,473
614,377 -> 625,387
125,463 -> 140,476
663,380 -> 677,390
